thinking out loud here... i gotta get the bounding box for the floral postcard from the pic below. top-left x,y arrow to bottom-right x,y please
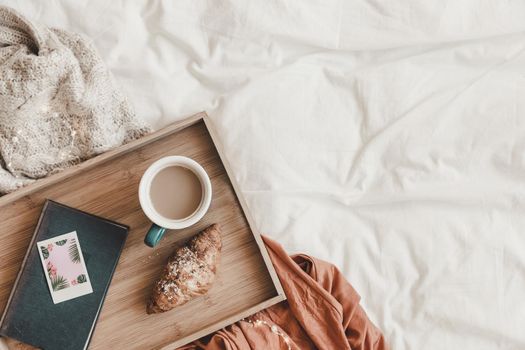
36,231 -> 93,304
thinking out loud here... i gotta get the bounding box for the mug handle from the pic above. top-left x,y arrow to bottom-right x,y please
144,223 -> 166,247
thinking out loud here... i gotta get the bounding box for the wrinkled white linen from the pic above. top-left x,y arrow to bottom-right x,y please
3,1 -> 525,349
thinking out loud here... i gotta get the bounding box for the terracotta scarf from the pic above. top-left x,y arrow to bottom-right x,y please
180,236 -> 387,350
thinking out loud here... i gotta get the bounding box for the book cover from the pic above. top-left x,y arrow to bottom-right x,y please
0,200 -> 129,349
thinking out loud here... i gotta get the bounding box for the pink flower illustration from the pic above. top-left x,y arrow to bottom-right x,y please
71,280 -> 78,286
47,261 -> 57,277
47,243 -> 53,252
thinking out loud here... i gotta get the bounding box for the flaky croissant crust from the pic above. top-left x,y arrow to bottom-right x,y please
147,224 -> 222,314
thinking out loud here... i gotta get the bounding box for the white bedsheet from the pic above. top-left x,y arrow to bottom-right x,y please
3,1 -> 525,349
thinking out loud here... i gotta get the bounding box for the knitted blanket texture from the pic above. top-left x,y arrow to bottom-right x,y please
0,6 -> 150,194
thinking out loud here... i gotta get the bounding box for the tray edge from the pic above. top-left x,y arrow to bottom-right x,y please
162,295 -> 285,349
203,115 -> 286,299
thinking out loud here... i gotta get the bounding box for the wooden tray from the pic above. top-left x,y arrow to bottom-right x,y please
0,112 -> 285,349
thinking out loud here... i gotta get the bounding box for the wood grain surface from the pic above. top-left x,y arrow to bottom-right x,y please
0,113 -> 285,349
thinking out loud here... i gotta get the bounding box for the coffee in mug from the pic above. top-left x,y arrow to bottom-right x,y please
149,166 -> 203,220
139,156 -> 212,247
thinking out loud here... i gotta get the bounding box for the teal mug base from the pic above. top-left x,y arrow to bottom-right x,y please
144,223 -> 166,247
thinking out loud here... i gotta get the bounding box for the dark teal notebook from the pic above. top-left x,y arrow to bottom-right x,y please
0,200 -> 129,350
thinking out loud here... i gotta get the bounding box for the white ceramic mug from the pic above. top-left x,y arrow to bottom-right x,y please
139,156 -> 212,247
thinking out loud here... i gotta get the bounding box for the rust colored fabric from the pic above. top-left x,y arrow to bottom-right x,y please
179,236 -> 387,350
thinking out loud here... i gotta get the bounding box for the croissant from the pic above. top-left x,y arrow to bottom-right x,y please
147,224 -> 222,314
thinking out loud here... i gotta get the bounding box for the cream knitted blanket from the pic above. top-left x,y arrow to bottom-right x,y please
0,6 -> 150,194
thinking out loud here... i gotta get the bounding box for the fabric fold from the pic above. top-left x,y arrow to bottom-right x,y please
180,236 -> 387,350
